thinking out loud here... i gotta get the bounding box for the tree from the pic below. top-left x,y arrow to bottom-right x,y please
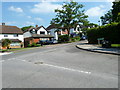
112,1 -> 120,22
2,39 -> 12,49
100,9 -> 113,25
51,1 -> 88,39
21,26 -> 33,31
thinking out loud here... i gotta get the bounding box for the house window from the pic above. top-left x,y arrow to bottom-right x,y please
14,34 -> 18,37
40,31 -> 45,34
4,34 -> 8,37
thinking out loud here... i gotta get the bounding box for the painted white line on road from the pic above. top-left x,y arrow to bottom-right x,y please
43,63 -> 91,74
0,60 -> 5,63
0,52 -> 13,56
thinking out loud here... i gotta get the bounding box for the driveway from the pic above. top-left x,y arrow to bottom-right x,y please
2,42 -> 118,88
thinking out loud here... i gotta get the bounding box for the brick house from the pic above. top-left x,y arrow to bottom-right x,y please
23,25 -> 54,47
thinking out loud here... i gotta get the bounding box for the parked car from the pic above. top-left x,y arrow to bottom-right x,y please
81,35 -> 87,40
45,40 -> 53,44
38,40 -> 58,45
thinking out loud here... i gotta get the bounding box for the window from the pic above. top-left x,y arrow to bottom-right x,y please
4,34 -> 8,37
40,31 -> 45,34
14,34 -> 18,37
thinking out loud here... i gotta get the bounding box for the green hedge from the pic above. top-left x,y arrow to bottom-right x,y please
70,36 -> 80,42
87,22 -> 120,44
28,42 -> 40,47
58,35 -> 69,43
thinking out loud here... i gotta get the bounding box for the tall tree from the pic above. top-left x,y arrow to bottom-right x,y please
100,9 -> 113,25
51,1 -> 88,38
112,1 -> 120,22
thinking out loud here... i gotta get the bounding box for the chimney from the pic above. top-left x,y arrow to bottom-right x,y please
2,23 -> 5,25
36,25 -> 38,27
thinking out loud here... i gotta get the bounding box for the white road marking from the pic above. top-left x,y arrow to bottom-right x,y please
43,63 -> 91,74
2,57 -> 91,75
0,52 -> 13,56
21,60 -> 26,62
0,60 -> 5,63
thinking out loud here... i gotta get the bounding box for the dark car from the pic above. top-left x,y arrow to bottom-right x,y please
81,35 -> 87,40
45,40 -> 53,44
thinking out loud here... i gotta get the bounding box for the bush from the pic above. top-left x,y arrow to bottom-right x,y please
27,42 -> 40,47
2,39 -> 12,49
58,35 -> 69,43
70,36 -> 80,42
87,22 -> 120,44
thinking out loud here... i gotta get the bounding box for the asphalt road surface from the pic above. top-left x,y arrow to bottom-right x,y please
1,42 -> 118,88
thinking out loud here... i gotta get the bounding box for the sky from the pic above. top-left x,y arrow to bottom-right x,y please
1,0 -> 114,28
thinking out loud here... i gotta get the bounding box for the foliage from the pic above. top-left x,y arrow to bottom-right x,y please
70,36 -> 80,42
87,22 -> 120,44
112,1 -> 120,22
27,42 -> 40,47
58,34 -> 80,43
100,9 -> 113,25
21,26 -> 33,31
51,1 -> 88,37
58,35 -> 69,43
2,39 -> 12,48
100,1 -> 120,24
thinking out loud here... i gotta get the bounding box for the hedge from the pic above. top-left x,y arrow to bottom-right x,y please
87,22 -> 120,44
58,35 -> 69,43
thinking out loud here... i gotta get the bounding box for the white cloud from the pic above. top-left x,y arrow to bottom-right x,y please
9,6 -> 23,13
30,2 -> 62,13
34,17 -> 43,21
6,21 -> 16,25
25,21 -> 35,25
85,5 -> 106,17
27,16 -> 32,19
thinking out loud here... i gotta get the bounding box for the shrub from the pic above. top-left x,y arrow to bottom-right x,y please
27,42 -> 40,47
2,39 -> 12,49
58,35 -> 69,43
70,36 -> 80,42
87,22 -> 120,44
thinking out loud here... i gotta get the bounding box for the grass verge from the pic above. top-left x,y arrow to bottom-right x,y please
111,44 -> 120,48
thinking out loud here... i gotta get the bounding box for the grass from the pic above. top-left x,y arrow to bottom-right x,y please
98,44 -> 120,48
111,44 -> 120,48
0,46 -> 42,52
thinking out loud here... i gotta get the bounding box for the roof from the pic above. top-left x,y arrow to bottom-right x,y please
31,34 -> 54,38
46,24 -> 89,31
24,26 -> 46,33
9,39 -> 22,42
0,25 -> 23,34
0,39 -> 21,42
46,24 -> 64,31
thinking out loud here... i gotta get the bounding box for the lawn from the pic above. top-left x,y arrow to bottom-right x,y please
0,46 -> 42,52
111,44 -> 120,48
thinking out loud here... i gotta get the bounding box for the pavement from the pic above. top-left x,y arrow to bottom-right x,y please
76,40 -> 120,55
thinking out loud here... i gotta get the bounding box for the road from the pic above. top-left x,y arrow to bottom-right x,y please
1,42 -> 118,88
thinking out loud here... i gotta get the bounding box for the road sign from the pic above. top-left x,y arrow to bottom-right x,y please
97,38 -> 104,40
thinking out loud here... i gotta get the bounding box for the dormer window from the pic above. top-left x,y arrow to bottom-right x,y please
40,31 -> 45,34
30,29 -> 36,34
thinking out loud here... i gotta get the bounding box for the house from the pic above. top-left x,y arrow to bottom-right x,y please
46,24 -> 84,40
0,23 -> 24,49
23,25 -> 54,47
